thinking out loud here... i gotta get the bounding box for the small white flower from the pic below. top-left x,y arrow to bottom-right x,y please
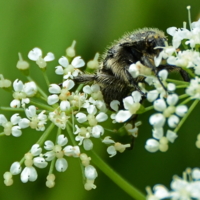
20,166 -> 38,183
84,165 -> 98,180
145,139 -> 160,153
28,47 -> 54,68
55,56 -> 85,79
10,162 -> 22,175
115,91 -> 142,122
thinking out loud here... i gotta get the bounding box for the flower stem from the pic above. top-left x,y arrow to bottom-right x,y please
89,150 -> 146,200
37,123 -> 55,146
42,70 -> 50,87
143,105 -> 154,113
174,99 -> 199,133
0,107 -> 24,112
167,79 -> 189,85
30,100 -> 54,111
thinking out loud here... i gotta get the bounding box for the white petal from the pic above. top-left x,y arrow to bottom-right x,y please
44,52 -> 55,61
102,136 -> 115,144
10,99 -> 20,108
166,27 -> 177,36
145,139 -> 159,152
87,105 -> 97,115
13,79 -> 23,92
175,105 -> 188,117
28,48 -> 42,61
11,126 -> 22,137
30,144 -> 42,156
83,139 -> 93,150
167,94 -> 179,106
110,100 -> 120,112
92,125 -> 104,138
33,157 -> 48,168
25,105 -> 36,118
76,113 -> 87,123
57,134 -> 68,146
91,84 -> 100,92
154,99 -> 166,111
153,185 -> 170,199
71,56 -> 85,68
55,158 -> 68,172
0,114 -> 8,125
18,118 -> 30,128
132,91 -> 142,103
158,70 -> 168,81
44,140 -> 54,150
152,127 -> 164,139
128,63 -> 139,78
55,66 -> 64,75
21,166 -> 37,183
44,151 -> 55,161
168,115 -> 179,128
115,110 -> 132,122
149,114 -> 166,128
167,83 -> 176,91
166,130 -> 178,143
60,100 -> 70,111
84,165 -> 98,180
123,96 -> 134,110
49,84 -> 61,94
96,112 -> 108,122
58,56 -> 69,67
83,85 -> 92,94
147,90 -> 158,102
23,82 -> 37,97
62,79 -> 75,90
192,168 -> 200,180
10,162 -> 22,175
107,146 -> 117,157
47,95 -> 59,105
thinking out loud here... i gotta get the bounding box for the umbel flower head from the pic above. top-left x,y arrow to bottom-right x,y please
1,5 -> 200,200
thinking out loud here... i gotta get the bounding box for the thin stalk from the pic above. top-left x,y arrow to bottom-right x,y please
174,99 -> 199,133
30,100 -> 54,111
89,150 -> 146,200
0,107 -> 24,112
167,79 -> 189,85
42,70 -> 50,87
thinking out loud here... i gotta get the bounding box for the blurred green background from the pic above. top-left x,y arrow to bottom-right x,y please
0,0 -> 200,200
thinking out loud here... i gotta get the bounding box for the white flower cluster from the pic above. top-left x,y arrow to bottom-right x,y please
1,8 -> 200,195
3,135 -> 97,190
0,44 -> 133,190
146,168 -> 200,200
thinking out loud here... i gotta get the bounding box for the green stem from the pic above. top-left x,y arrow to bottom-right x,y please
89,150 -> 146,200
175,85 -> 188,89
30,100 -> 54,111
167,79 -> 189,85
179,93 -> 188,100
37,123 -> 55,146
174,99 -> 199,133
49,157 -> 56,175
143,105 -> 154,113
67,116 -> 145,199
76,84 -> 84,93
66,121 -> 77,146
0,107 -> 24,112
182,67 -> 195,78
179,97 -> 192,105
42,70 -> 50,87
